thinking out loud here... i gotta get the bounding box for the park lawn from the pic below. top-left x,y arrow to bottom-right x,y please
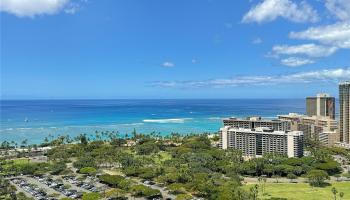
154,151 -> 172,164
3,158 -> 30,169
133,151 -> 172,164
12,158 -> 30,164
244,182 -> 350,200
103,169 -> 124,176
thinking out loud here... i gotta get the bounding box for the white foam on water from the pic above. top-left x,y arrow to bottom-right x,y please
143,118 -> 192,124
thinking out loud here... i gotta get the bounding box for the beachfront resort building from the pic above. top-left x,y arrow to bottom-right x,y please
219,127 -> 303,158
278,113 -> 338,147
339,81 -> 350,144
306,93 -> 335,119
223,116 -> 290,131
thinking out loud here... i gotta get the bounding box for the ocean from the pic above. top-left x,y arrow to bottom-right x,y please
0,99 -> 305,144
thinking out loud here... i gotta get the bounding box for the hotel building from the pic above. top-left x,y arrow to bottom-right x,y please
339,81 -> 350,144
278,113 -> 338,147
223,116 -> 290,131
219,127 -> 303,158
306,93 -> 335,119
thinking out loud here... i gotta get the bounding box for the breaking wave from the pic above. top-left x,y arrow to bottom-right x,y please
143,118 -> 191,124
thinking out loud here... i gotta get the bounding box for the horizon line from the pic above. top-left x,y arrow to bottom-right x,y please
0,97 -> 320,101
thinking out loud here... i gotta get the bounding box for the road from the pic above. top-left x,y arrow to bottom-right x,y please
243,176 -> 350,184
129,177 -> 176,200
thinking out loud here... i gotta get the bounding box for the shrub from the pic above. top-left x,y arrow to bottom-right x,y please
287,173 -> 297,182
73,156 -> 96,169
79,167 -> 97,175
118,179 -> 133,190
175,194 -> 193,200
98,174 -> 125,188
167,183 -> 187,194
313,161 -> 341,175
130,184 -> 162,199
105,188 -> 126,198
51,162 -> 67,175
82,192 -> 100,200
307,170 -> 329,187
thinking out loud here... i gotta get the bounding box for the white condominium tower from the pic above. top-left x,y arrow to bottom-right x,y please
339,81 -> 350,144
219,127 -> 303,158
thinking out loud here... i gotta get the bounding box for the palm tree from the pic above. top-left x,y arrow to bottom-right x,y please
132,128 -> 137,141
10,141 -> 15,149
44,137 -> 49,144
332,187 -> 338,200
21,139 -> 28,148
250,184 -> 259,200
27,145 -> 32,163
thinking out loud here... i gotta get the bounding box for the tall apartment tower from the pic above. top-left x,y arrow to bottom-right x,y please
339,82 -> 350,144
306,93 -> 335,119
219,127 -> 303,158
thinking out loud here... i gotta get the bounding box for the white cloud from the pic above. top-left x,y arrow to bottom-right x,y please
242,0 -> 319,23
64,2 -> 80,14
191,59 -> 197,64
325,0 -> 350,21
290,22 -> 350,49
162,61 -> 175,68
272,43 -> 338,58
280,57 -> 315,67
152,68 -> 350,88
252,38 -> 262,44
0,0 -> 80,17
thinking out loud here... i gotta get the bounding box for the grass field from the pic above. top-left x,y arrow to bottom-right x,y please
244,182 -> 350,200
3,158 -> 30,168
154,151 -> 172,164
12,158 -> 30,164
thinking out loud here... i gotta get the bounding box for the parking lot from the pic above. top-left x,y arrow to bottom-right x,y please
33,175 -> 84,199
11,177 -> 59,200
62,175 -> 102,193
9,174 -> 102,200
9,173 -> 177,200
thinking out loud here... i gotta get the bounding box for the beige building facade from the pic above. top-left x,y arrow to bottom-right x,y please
278,113 -> 338,147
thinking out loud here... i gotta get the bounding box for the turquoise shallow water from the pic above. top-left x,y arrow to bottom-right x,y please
0,99 -> 305,144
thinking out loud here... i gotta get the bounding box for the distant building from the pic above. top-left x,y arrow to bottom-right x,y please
278,113 -> 305,131
306,93 -> 335,119
219,127 -> 303,158
339,81 -> 350,144
319,131 -> 339,148
223,116 -> 289,131
278,113 -> 338,147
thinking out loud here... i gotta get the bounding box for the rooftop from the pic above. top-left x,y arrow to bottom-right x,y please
221,127 -> 303,136
340,81 -> 350,85
224,116 -> 286,122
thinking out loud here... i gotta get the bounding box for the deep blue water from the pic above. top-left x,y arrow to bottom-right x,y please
0,99 -> 305,144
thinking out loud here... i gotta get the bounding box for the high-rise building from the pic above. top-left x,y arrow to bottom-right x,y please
219,127 -> 303,158
223,116 -> 290,131
306,93 -> 335,119
278,113 -> 338,147
339,81 -> 350,144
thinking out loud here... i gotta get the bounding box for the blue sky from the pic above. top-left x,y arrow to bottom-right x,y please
1,0 -> 349,99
